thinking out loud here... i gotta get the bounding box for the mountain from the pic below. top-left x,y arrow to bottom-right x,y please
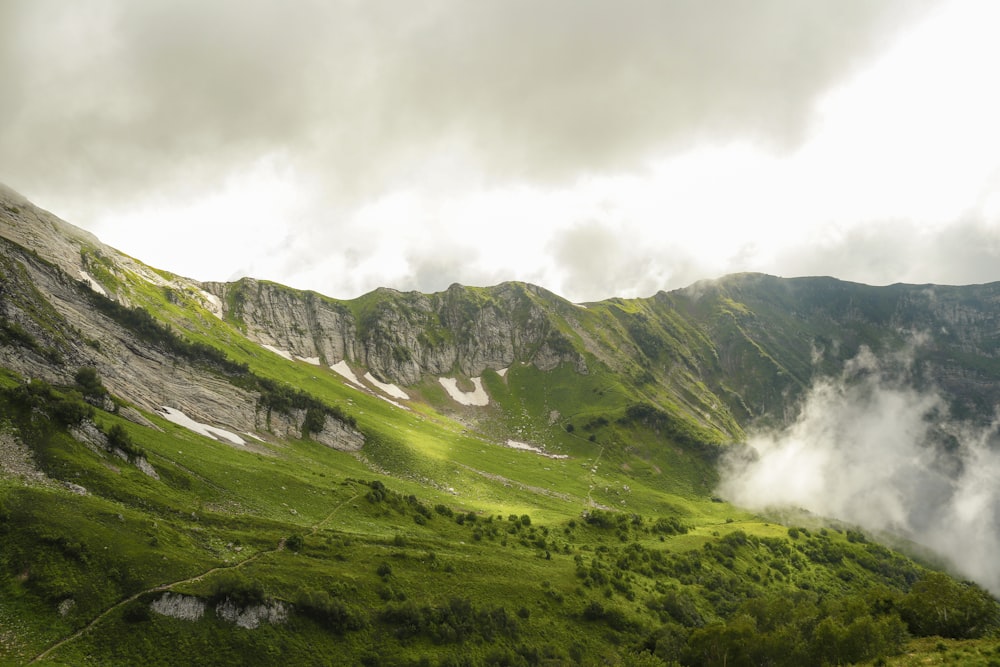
1,185 -> 999,666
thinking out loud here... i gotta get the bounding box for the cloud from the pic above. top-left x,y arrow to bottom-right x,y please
11,0 -> 999,304
0,0 -> 935,210
718,346 -> 1000,593
771,218 -> 1000,287
548,220 -> 696,301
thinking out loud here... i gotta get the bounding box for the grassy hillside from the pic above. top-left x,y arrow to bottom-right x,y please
1,353 -> 997,665
2,213 -> 1000,663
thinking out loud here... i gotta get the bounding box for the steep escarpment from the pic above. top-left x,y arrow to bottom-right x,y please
204,279 -> 587,385
0,225 -> 361,452
661,274 -> 1000,423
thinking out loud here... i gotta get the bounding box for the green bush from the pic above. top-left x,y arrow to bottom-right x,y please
285,534 -> 304,552
294,589 -> 365,633
900,572 -> 1000,639
106,423 -> 144,459
74,366 -> 108,402
208,571 -> 266,607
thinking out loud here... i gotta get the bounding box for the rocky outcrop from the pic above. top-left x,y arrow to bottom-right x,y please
203,280 -> 588,386
206,279 -> 360,366
150,593 -> 287,629
151,594 -> 206,621
216,598 -> 288,629
264,408 -> 364,452
0,212 -> 362,450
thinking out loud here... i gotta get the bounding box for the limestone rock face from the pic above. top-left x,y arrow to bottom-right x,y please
0,191 -> 363,450
204,279 -> 360,366
263,408 -> 363,452
202,281 -> 589,386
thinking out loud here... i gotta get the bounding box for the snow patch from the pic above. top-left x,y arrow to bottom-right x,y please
439,377 -> 489,406
331,360 -> 362,385
376,394 -> 410,410
505,439 -> 569,459
199,290 -> 224,318
78,271 -> 107,297
497,367 -> 509,378
364,372 -> 409,400
261,344 -> 294,361
261,344 -> 320,365
157,407 -> 246,446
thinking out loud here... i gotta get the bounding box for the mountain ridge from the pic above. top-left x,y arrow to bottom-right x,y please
4,183 -> 1000,665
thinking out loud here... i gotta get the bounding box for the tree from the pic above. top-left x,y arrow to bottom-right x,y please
74,366 -> 108,402
301,407 -> 325,437
900,572 -> 999,638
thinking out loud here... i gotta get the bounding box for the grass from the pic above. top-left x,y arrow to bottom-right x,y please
0,369 -> 994,665
1,245 -> 999,664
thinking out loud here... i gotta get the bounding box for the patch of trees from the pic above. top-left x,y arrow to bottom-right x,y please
899,572 -> 999,639
619,403 -> 724,455
652,516 -> 689,536
627,316 -> 666,360
0,317 -> 60,362
363,480 -> 433,525
105,422 -> 144,460
208,571 -> 266,607
232,373 -> 356,431
673,592 -> 908,667
644,574 -> 1000,666
5,378 -> 93,428
581,600 -> 640,632
544,330 -> 576,357
378,597 -> 519,644
627,531 -> 1000,666
294,589 -> 366,633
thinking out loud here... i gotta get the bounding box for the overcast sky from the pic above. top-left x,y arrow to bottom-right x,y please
4,0 -> 1000,302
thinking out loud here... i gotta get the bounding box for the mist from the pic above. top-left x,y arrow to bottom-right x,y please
718,347 -> 1000,593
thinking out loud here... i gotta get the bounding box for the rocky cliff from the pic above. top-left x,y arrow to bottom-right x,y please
203,279 -> 588,386
6,182 -> 1000,445
0,188 -> 362,452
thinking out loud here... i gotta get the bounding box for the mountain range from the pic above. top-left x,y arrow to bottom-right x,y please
1,183 -> 999,666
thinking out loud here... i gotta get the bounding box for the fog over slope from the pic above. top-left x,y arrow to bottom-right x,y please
720,344 -> 1000,593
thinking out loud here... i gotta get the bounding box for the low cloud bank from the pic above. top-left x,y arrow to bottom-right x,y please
718,348 -> 1000,593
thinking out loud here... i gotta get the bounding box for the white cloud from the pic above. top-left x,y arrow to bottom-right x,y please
8,1 -> 1000,302
719,348 -> 1000,593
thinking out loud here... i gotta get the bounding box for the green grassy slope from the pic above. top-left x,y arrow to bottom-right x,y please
3,372 -> 995,666
1,222 -> 999,664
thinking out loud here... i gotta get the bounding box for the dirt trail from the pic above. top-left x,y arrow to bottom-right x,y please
29,491 -> 362,664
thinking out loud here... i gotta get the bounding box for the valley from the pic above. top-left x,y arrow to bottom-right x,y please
1,186 -> 1000,665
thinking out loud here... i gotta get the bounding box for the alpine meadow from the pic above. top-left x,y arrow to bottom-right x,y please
2,185 -> 1000,666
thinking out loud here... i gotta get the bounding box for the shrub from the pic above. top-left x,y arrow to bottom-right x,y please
295,590 -> 365,633
74,366 -> 108,402
301,407 -> 325,437
208,572 -> 266,607
286,534 -> 304,552
106,423 -> 144,458
900,572 -> 1000,638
